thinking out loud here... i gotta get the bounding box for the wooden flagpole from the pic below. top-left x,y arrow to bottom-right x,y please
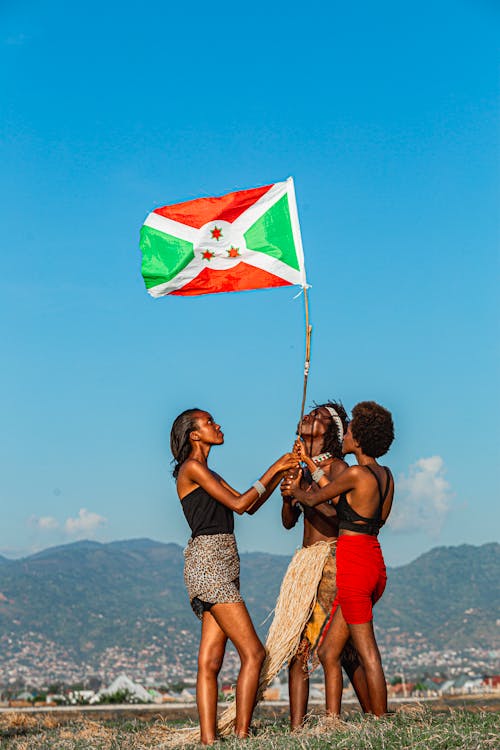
298,285 -> 312,432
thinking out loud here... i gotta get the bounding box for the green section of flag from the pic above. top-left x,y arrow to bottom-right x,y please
140,225 -> 194,289
243,194 -> 299,271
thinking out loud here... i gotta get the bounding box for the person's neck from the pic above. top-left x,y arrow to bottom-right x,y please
189,443 -> 210,464
304,435 -> 332,463
355,449 -> 377,467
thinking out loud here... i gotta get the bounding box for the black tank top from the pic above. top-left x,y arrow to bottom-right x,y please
337,466 -> 391,536
180,486 -> 234,538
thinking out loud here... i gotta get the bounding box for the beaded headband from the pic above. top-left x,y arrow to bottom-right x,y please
324,405 -> 345,443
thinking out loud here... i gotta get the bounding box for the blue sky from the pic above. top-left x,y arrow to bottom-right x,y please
1,0 -> 498,566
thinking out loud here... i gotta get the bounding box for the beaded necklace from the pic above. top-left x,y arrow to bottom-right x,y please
311,451 -> 333,465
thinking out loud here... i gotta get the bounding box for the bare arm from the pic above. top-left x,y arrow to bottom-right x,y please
281,496 -> 301,528
310,458 -> 348,517
287,441 -> 348,512
216,475 -> 239,496
294,447 -> 332,488
281,475 -> 335,524
282,466 -> 361,508
281,463 -> 303,528
218,471 -> 286,515
246,472 -> 286,515
180,454 -> 297,515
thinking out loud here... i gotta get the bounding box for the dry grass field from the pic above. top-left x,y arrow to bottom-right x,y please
0,702 -> 498,749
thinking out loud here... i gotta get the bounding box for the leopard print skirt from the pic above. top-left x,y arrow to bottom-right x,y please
183,533 -> 243,620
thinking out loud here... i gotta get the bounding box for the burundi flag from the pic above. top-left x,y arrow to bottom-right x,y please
140,177 -> 306,297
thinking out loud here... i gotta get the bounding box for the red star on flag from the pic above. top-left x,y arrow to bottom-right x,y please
202,250 -> 215,261
211,226 -> 223,241
227,246 -> 240,258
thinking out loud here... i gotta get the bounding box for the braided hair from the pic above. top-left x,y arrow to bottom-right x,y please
170,408 -> 201,478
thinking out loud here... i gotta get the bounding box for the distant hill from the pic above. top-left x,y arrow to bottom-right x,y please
0,539 -> 192,660
0,540 -> 498,666
377,543 -> 500,650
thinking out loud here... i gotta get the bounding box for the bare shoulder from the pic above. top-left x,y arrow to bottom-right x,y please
178,459 -> 206,480
349,465 -> 367,477
327,458 -> 349,480
343,465 -> 367,484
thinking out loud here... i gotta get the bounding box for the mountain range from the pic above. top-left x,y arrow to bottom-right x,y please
0,539 -> 498,666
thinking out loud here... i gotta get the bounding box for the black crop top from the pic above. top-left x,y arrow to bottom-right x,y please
181,486 -> 234,538
337,466 -> 391,536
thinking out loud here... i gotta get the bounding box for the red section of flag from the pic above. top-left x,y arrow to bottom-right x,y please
170,262 -> 291,296
153,184 -> 273,229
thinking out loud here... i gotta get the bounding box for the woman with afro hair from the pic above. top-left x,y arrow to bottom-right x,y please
281,401 -> 394,717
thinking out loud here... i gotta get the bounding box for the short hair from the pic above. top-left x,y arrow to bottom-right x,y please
350,401 -> 394,458
170,408 -> 201,478
316,400 -> 349,459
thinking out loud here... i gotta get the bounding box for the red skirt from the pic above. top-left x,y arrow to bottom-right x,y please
331,534 -> 387,625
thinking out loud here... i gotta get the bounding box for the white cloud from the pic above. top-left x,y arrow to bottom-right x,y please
64,508 -> 107,536
388,456 -> 452,535
28,515 -> 59,531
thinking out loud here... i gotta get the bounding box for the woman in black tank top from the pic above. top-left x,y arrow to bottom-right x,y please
171,408 -> 297,745
282,401 -> 395,718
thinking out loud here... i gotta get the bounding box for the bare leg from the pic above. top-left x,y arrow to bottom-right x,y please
317,607 -> 350,716
288,650 -> 309,729
341,640 -> 371,713
197,612 -> 228,745
210,602 -> 266,738
348,621 -> 387,716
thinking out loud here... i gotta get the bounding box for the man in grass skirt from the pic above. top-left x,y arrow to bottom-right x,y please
281,402 -> 371,728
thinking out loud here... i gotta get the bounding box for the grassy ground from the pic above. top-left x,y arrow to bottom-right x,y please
0,705 -> 498,749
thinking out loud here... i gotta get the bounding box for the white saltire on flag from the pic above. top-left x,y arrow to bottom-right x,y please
140,177 -> 306,297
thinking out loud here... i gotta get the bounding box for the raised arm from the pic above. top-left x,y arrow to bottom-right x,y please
217,469 -> 290,515
181,453 -> 298,515
282,465 -> 361,508
246,471 -> 288,515
287,439 -> 349,507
